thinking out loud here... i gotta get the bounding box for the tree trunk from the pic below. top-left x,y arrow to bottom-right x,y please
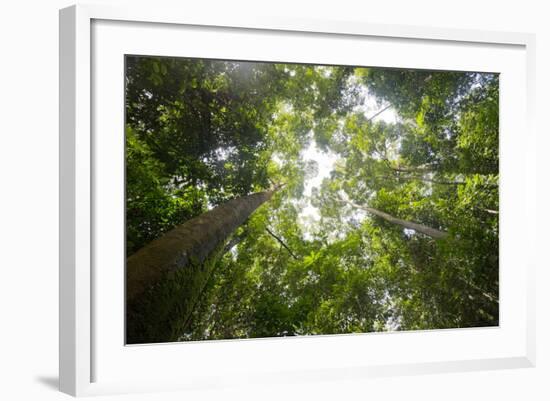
398,175 -> 465,186
389,164 -> 435,174
126,188 -> 276,343
364,206 -> 448,239
341,198 -> 448,239
222,232 -> 246,255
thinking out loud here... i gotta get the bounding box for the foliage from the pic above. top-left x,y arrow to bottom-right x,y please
126,57 -> 499,342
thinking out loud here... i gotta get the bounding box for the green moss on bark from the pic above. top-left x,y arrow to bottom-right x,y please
125,190 -> 275,344
126,240 -> 226,344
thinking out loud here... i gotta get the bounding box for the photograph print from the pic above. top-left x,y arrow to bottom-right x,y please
124,56 -> 499,344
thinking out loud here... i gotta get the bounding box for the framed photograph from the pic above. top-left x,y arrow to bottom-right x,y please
59,4 -> 536,396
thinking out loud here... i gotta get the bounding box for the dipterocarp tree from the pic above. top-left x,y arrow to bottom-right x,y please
125,56 -> 499,344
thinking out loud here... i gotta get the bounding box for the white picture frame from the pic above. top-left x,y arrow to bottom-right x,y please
59,3 -> 536,397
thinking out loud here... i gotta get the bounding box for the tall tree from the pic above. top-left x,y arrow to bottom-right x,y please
126,187 -> 279,344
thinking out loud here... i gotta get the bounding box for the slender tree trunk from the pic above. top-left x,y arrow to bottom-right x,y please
222,232 -> 246,255
366,104 -> 392,122
389,164 -> 435,174
399,175 -> 465,186
341,198 -> 448,239
381,173 -> 464,186
364,206 -> 448,239
126,188 -> 277,343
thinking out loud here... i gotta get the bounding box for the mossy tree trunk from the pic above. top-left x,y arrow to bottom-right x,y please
126,188 -> 277,344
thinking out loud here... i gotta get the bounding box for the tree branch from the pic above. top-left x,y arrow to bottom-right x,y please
265,227 -> 299,260
366,104 -> 392,122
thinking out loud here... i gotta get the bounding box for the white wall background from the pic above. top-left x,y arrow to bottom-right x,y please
0,0 -> 547,399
